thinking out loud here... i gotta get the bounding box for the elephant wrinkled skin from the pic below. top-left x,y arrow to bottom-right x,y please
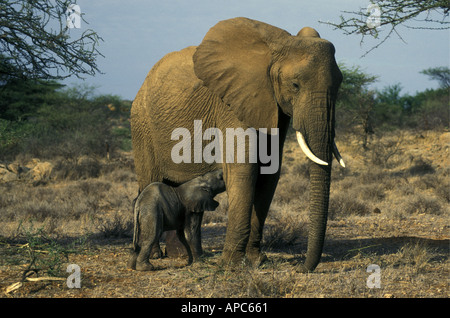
131,17 -> 343,271
128,170 -> 225,271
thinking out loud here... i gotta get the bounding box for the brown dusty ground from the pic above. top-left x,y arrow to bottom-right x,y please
0,130 -> 448,298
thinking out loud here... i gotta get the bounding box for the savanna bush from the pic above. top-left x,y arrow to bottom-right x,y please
405,195 -> 443,215
329,193 -> 370,219
95,212 -> 133,238
272,175 -> 309,205
52,158 -> 101,180
408,158 -> 435,176
0,178 -> 122,223
263,203 -> 307,249
0,82 -> 131,161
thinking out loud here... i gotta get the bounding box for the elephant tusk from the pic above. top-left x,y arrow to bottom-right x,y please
333,141 -> 346,168
296,131 -> 328,166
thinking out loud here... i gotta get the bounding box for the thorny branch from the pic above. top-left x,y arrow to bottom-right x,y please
320,0 -> 449,56
0,0 -> 103,81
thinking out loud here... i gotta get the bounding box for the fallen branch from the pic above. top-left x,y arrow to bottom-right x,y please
5,282 -> 23,295
25,276 -> 66,282
4,275 -> 66,295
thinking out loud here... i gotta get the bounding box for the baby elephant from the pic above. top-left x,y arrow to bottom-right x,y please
128,170 -> 225,271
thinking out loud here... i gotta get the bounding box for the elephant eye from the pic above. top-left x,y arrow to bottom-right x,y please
201,186 -> 212,195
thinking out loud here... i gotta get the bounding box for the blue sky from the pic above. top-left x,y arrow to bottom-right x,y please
64,0 -> 449,100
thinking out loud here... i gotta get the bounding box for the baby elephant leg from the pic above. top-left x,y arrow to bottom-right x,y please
184,211 -> 204,260
135,219 -> 162,271
135,240 -> 156,271
176,229 -> 193,266
127,250 -> 138,270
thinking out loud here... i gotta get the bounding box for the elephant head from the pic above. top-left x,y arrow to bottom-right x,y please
178,169 -> 226,212
193,18 -> 344,271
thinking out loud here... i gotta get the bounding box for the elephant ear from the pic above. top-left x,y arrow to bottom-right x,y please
193,17 -> 289,130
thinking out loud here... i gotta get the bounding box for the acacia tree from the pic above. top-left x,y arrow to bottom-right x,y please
0,0 -> 103,81
336,64 -> 379,148
420,66 -> 450,89
323,0 -> 449,56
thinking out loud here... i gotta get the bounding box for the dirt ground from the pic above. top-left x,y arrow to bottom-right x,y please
0,130 -> 448,299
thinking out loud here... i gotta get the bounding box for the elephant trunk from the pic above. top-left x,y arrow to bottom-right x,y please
294,91 -> 336,272
301,161 -> 331,272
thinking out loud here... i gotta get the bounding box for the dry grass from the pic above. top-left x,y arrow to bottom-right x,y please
0,130 -> 449,298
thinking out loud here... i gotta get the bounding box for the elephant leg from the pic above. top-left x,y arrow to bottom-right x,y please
184,211 -> 204,261
222,163 -> 258,266
245,171 -> 281,266
246,111 -> 290,266
135,221 -> 161,271
177,229 -> 194,266
132,129 -> 165,259
135,240 -> 156,271
164,231 -> 188,257
127,250 -> 138,270
127,194 -> 140,270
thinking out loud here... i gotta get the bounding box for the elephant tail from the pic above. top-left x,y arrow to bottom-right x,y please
132,196 -> 140,253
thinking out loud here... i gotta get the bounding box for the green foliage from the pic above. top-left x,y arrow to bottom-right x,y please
0,80 -> 64,121
0,64 -> 447,160
336,64 -> 378,147
336,64 -> 449,147
410,88 -> 449,130
21,223 -> 68,276
420,66 -> 450,89
337,64 -> 378,102
0,119 -> 33,153
14,220 -> 87,277
374,84 -> 409,129
0,80 -> 131,160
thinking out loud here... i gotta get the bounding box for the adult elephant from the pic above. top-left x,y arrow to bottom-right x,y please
131,17 -> 344,272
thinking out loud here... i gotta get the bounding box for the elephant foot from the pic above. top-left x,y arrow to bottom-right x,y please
295,264 -> 311,273
135,261 -> 154,271
127,252 -> 138,270
245,251 -> 268,268
220,249 -> 246,269
191,254 -> 205,264
150,244 -> 163,259
289,259 -> 312,273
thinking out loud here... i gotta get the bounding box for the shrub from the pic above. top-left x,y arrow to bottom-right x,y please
263,204 -> 306,249
52,158 -> 102,180
273,176 -> 309,205
408,158 -> 435,176
435,183 -> 450,203
95,213 -> 133,238
12,220 -> 86,277
358,184 -> 386,201
388,243 -> 436,274
0,179 -> 118,223
368,135 -> 403,168
0,83 -> 131,161
329,193 -> 370,219
405,195 -> 443,215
